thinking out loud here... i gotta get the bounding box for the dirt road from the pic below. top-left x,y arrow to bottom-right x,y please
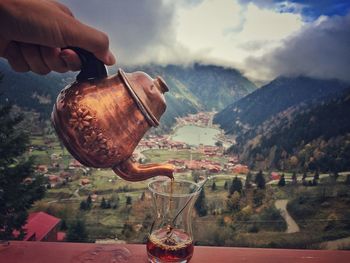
275,199 -> 300,233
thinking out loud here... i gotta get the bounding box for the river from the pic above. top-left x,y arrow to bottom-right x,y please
171,125 -> 221,146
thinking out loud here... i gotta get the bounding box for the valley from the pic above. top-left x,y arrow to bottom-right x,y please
26,111 -> 350,249
1,59 -> 350,249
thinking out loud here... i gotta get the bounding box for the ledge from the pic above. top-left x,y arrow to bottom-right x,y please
1,241 -> 350,263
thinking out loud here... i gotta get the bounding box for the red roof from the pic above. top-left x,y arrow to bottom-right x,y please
23,212 -> 61,241
271,172 -> 280,180
57,231 -> 66,241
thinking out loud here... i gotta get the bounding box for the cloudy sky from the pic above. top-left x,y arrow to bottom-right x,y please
60,0 -> 350,84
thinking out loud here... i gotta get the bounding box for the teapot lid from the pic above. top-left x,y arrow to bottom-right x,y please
119,69 -> 168,127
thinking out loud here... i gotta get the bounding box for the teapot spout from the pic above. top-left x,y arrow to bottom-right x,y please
113,158 -> 174,182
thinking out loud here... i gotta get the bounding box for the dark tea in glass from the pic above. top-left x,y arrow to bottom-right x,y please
147,227 -> 194,262
147,179 -> 200,263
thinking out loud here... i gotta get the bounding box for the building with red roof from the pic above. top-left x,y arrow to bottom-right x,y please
232,164 -> 249,174
81,178 -> 91,185
22,212 -> 61,242
271,172 -> 281,180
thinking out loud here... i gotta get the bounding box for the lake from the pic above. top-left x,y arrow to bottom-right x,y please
171,125 -> 221,146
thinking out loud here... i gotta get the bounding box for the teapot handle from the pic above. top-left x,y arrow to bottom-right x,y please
66,47 -> 108,81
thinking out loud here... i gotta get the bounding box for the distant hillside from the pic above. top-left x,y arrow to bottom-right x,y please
0,59 -> 256,129
213,76 -> 349,135
0,59 -> 74,118
126,64 -> 256,129
236,88 -> 350,172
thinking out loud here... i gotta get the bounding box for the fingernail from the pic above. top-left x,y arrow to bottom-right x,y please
105,50 -> 116,65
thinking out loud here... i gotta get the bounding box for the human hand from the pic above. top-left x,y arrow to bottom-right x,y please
0,0 -> 116,74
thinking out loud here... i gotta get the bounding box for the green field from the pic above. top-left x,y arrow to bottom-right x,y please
29,133 -> 350,248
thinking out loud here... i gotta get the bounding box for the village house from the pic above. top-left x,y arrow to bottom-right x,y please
169,141 -> 188,150
19,212 -> 63,242
36,164 -> 48,174
91,193 -> 98,202
168,159 -> 185,166
184,159 -> 222,173
46,174 -> 63,188
271,172 -> 281,180
23,177 -> 33,184
200,145 -> 222,157
59,171 -> 73,182
232,164 -> 249,174
69,159 -> 85,169
228,156 -> 239,164
81,178 -> 91,186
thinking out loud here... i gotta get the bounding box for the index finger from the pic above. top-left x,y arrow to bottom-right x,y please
62,17 -> 116,65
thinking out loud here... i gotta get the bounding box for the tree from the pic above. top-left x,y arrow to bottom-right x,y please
140,191 -> 146,201
100,197 -> 107,209
60,219 -> 68,231
254,170 -> 266,189
80,195 -> 92,211
253,189 -> 265,208
79,200 -> 88,210
211,181 -> 217,191
345,174 -> 350,185
291,172 -> 297,185
278,174 -> 286,187
121,221 -> 134,239
329,172 -> 339,184
195,188 -> 208,217
66,218 -> 89,242
229,176 -> 242,195
191,170 -> 201,183
245,172 -> 252,189
86,195 -> 92,209
226,191 -> 241,212
126,195 -> 132,205
313,171 -> 319,186
224,181 -> 228,190
109,193 -> 120,209
215,141 -> 223,147
302,172 -> 307,181
0,90 -> 46,240
333,171 -> 339,183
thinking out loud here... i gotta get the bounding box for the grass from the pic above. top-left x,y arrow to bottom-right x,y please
28,131 -> 350,248
143,149 -> 205,163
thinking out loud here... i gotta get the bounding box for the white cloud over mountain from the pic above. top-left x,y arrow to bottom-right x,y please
244,13 -> 350,83
60,0 -> 349,83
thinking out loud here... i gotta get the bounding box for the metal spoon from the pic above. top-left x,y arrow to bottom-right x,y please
166,176 -> 213,237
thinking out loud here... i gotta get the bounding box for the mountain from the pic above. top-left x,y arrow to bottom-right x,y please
0,59 -> 74,118
0,59 -> 256,129
237,88 -> 350,172
213,76 -> 349,135
126,64 -> 256,129
213,75 -> 350,171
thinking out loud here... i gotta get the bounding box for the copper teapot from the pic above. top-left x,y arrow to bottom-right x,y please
51,48 -> 174,181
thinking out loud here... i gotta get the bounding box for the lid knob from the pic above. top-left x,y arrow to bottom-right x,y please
155,76 -> 169,93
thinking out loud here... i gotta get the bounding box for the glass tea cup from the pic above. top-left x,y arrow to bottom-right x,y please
147,179 -> 200,263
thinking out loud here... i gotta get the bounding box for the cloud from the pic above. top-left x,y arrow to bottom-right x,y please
59,0 -> 303,69
59,0 -> 348,84
244,13 -> 350,83
175,0 -> 303,65
60,0 -> 183,66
